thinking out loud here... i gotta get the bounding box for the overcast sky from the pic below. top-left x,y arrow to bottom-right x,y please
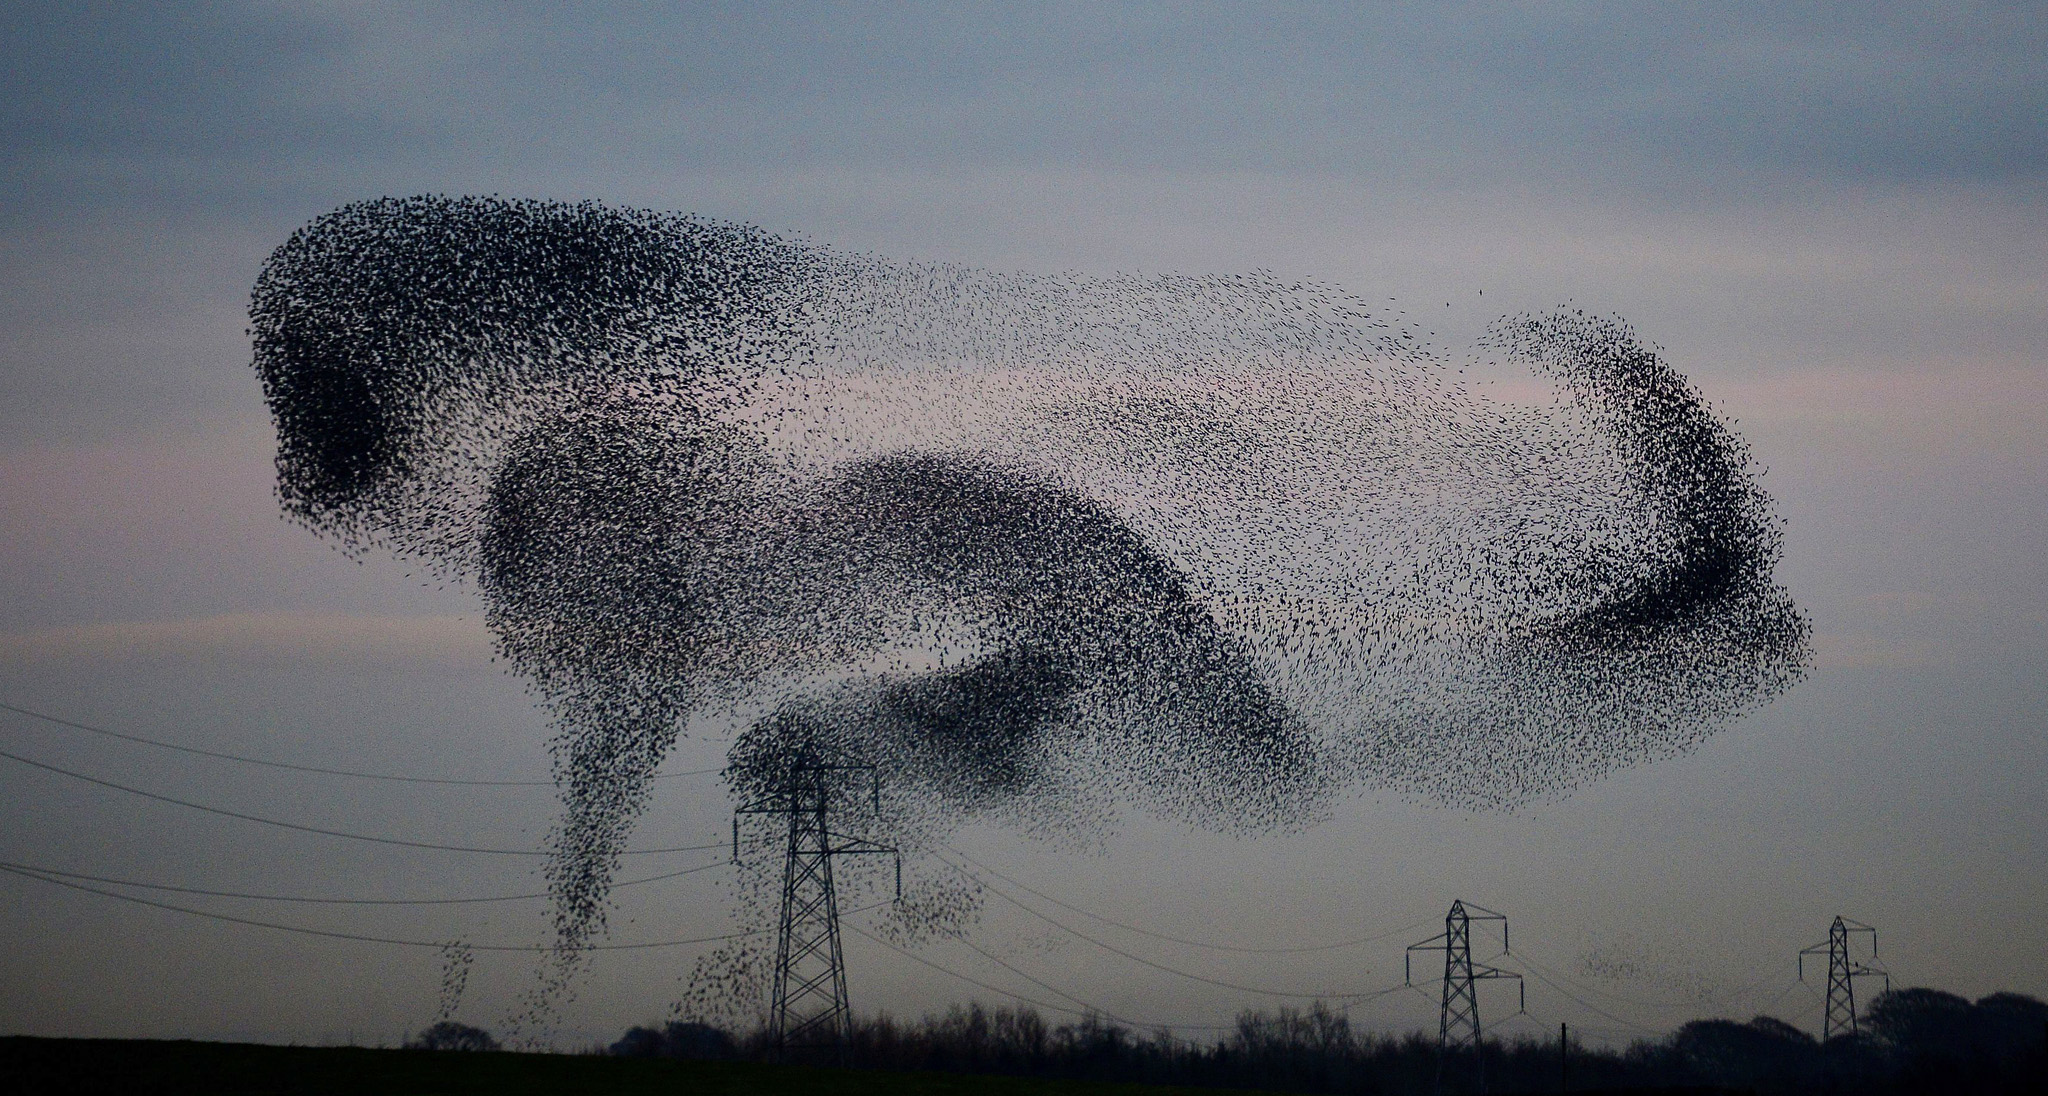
2,2 -> 2044,1049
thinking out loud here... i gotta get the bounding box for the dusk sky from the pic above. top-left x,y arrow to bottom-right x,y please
2,3 -> 2044,1049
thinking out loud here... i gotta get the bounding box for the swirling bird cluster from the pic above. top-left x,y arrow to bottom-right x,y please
250,196 -> 1807,999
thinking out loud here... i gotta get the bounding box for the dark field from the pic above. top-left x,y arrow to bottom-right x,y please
0,1037 -> 1759,1096
1,1037 -> 1287,1096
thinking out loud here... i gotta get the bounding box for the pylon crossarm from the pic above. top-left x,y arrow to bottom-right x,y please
1797,943 -> 1830,982
1405,937 -> 1451,985
824,840 -> 897,855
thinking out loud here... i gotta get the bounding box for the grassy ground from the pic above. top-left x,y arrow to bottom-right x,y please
0,1037 -> 1284,1096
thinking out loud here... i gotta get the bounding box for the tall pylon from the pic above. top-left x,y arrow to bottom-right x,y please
734,758 -> 899,1063
1408,900 -> 1523,1093
1799,915 -> 1888,1041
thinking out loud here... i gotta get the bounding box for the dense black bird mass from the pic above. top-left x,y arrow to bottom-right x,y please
251,196 -> 1807,1002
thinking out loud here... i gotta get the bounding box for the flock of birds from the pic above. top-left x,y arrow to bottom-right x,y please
249,196 -> 1808,1026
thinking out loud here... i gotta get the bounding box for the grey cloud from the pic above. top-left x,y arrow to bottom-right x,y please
4,1 -> 2042,219
0,612 -> 494,671
2,4 -> 378,163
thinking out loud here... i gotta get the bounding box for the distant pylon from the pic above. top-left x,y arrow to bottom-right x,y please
1799,915 -> 1888,1041
734,758 -> 899,1063
1408,900 -> 1523,1093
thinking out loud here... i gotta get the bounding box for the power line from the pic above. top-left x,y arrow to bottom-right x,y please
0,863 -> 753,952
0,743 -> 732,857
1752,977 -> 1815,1018
931,849 -> 1398,1000
846,921 -> 1110,1021
1508,945 -> 1727,1013
1705,971 -> 1795,1013
1502,946 -> 1793,1021
944,843 -> 1434,955
1513,1007 -> 1640,1044
845,921 -> 1242,1032
951,931 -> 1133,1024
0,855 -> 729,905
1511,955 -> 1660,1035
1533,973 -> 1707,1013
939,929 -> 1375,1034
0,699 -> 720,785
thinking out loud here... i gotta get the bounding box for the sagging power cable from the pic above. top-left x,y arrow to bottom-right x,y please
0,863 -> 748,951
0,699 -> 718,785
946,843 -> 1433,956
0,744 -> 736,857
930,848 -> 1405,1001
0,855 -> 728,905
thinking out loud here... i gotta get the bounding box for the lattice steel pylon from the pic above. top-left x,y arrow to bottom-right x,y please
734,759 -> 899,1064
1408,900 -> 1523,1094
1799,915 -> 1888,1042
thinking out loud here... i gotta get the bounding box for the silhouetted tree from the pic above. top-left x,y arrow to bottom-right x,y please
1864,987 -> 2048,1092
609,987 -> 2048,1094
608,1020 -> 738,1059
1668,1015 -> 1818,1089
1973,991 -> 2048,1063
404,1020 -> 499,1052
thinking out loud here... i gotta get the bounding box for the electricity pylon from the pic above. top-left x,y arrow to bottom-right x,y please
1408,900 -> 1523,1094
734,759 -> 899,1063
1799,915 -> 1888,1041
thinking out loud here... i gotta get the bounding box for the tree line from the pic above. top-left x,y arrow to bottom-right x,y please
601,987 -> 2047,1094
